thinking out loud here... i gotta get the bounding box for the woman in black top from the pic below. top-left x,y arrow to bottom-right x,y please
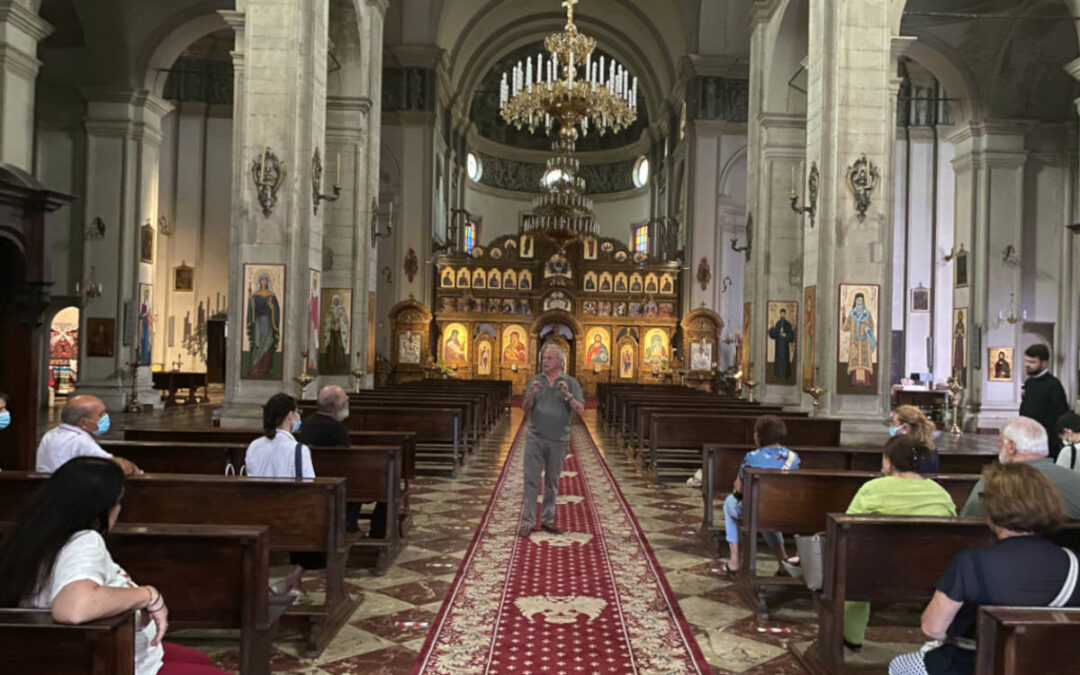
888,462 -> 1079,675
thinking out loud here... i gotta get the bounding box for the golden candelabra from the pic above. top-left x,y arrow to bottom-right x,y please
806,367 -> 826,417
293,351 -> 315,400
350,351 -> 366,393
946,376 -> 965,436
743,362 -> 758,403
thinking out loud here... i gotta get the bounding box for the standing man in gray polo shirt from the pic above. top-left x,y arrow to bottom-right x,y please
518,344 -> 585,538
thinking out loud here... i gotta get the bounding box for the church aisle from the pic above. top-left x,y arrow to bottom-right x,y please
412,411 -> 710,673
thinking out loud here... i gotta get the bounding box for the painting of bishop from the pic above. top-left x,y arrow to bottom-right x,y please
837,284 -> 879,394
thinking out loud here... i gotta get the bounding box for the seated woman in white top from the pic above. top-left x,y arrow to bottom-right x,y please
244,393 -> 321,595
0,456 -> 229,675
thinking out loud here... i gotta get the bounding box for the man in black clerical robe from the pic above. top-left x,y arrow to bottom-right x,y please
768,309 -> 795,380
300,385 -> 387,537
1019,343 -> 1070,461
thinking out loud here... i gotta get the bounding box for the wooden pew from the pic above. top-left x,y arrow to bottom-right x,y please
797,515 -> 1080,675
342,406 -> 462,478
0,609 -> 135,675
327,393 -> 481,450
649,414 -> 843,482
976,607 -> 1080,675
725,468 -> 979,619
629,403 -> 788,460
101,440 -> 407,573
0,522 -> 283,675
0,472 -> 357,658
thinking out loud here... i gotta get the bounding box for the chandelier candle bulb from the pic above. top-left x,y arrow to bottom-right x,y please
568,51 -> 574,88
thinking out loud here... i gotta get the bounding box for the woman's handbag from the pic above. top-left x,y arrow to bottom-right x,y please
794,532 -> 826,591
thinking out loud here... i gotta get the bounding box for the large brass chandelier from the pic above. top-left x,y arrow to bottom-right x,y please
499,0 -> 639,249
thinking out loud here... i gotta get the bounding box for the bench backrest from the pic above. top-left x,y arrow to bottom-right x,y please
0,609 -> 135,675
653,414 -> 841,451
976,607 -> 1080,675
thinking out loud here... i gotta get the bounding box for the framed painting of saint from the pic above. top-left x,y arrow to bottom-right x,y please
319,288 -> 352,374
519,234 -> 535,259
642,328 -> 670,371
584,271 -> 598,292
456,268 -> 470,288
659,273 -> 675,295
306,269 -> 320,375
988,347 -> 1013,382
954,248 -> 968,289
802,286 -> 816,391
644,273 -> 659,294
519,270 -> 533,289
242,264 -> 285,379
690,341 -> 713,371
86,318 -> 115,357
952,308 -> 968,382
910,285 -> 930,313
487,269 -> 501,289
472,269 -> 486,289
583,237 -> 598,260
765,300 -> 798,386
619,343 -> 635,379
136,283 -> 153,366
398,331 -> 422,364
501,325 -> 528,365
174,264 -> 194,292
441,322 -> 469,368
837,283 -> 879,394
503,269 -> 517,289
614,273 -> 628,293
629,273 -> 643,293
140,222 -> 154,263
476,339 -> 493,376
599,272 -> 613,292
585,327 -> 611,370
440,267 -> 455,288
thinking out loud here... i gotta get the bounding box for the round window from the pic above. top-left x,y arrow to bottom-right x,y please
633,156 -> 650,188
466,152 -> 482,182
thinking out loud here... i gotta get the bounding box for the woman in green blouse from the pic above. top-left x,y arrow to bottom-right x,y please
843,435 -> 957,651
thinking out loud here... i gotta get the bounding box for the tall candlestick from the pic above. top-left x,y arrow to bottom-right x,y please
336,152 -> 340,185
388,201 -> 393,225
791,166 -> 795,193
260,147 -> 267,175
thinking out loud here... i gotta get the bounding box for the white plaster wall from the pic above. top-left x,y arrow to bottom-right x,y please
36,122 -> 85,295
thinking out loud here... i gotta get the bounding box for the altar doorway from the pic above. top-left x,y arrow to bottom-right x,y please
538,322 -> 576,376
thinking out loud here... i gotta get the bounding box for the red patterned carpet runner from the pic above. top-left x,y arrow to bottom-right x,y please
413,419 -> 710,674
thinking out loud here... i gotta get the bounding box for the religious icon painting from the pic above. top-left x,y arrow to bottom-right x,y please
440,267 -> 455,288
544,253 -> 571,279
86,318 -> 115,357
519,269 -> 533,289
765,300 -> 798,386
503,269 -> 517,290
690,341 -> 713,372
306,269 -> 320,375
614,301 -> 628,316
619,343 -> 636,379
476,339 -> 493,376
740,302 -> 752,380
543,291 -> 572,312
583,237 -> 598,260
614,273 -> 628,293
628,302 -> 641,317
456,268 -> 470,288
802,286 -> 817,392
174,264 -> 194,292
487,269 -> 501,289
367,290 -> 376,371
599,272 -> 613,292
988,347 -> 1014,382
642,328 -> 670,372
140,222 -> 154,263
644,273 -> 659,294
517,299 -> 531,315
472,268 -> 486,289
910,285 -> 930,313
519,234 -> 535,259
659,273 -> 675,295
398,331 -> 422,365
643,301 -> 658,318
954,248 -> 968,289
490,247 -> 503,260
585,327 -> 612,370
501,298 -> 515,314
242,264 -> 285,379
584,271 -> 598,292
487,298 -> 500,313
598,301 -> 612,316
658,302 -> 674,318
952,307 -> 968,382
629,273 -> 643,293
836,283 -> 880,395
442,322 -> 469,369
501,325 -> 528,365
318,287 -> 351,375
136,283 -> 153,366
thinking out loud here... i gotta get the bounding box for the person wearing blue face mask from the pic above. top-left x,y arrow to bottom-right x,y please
0,390 -> 10,432
890,405 -> 940,474
244,393 -> 322,595
35,395 -> 140,475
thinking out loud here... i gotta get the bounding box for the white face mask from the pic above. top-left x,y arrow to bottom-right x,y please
335,402 -> 350,422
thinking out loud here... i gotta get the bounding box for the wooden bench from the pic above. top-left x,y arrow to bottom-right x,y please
0,609 -> 135,675
726,469 -> 979,619
629,403 -> 788,460
341,406 -> 463,477
328,393 -> 482,451
796,515 -> 1080,675
0,472 -> 357,658
648,414 -> 843,482
976,606 -> 1080,674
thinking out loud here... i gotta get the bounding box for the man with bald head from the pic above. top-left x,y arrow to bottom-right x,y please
35,395 -> 139,475
961,416 -> 1080,517
298,385 -> 382,535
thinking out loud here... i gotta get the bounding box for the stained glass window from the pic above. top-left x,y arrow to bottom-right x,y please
633,225 -> 648,254
465,223 -> 477,253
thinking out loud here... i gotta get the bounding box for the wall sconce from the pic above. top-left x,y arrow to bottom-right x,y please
730,212 -> 752,261
998,292 -> 1026,326
75,266 -> 103,302
371,198 -> 394,248
943,242 -> 964,263
311,147 -> 341,216
790,162 -> 819,228
1002,245 -> 1020,266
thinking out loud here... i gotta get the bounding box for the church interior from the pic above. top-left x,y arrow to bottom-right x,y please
3,0 -> 1080,673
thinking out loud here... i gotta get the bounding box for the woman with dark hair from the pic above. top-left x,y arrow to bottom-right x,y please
244,393 -> 321,595
0,457 -> 228,674
889,462 -> 1079,675
720,415 -> 801,574
841,435 -> 957,652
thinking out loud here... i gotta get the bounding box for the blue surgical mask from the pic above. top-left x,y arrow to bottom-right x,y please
0,411 -> 10,430
95,413 -> 111,436
291,414 -> 302,433
888,425 -> 901,437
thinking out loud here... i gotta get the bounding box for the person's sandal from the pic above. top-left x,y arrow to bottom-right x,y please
517,523 -> 533,538
780,558 -> 803,578
720,562 -> 739,576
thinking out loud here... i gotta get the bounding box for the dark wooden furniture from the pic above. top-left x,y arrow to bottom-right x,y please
0,609 -> 135,675
151,370 -> 209,406
976,607 -> 1080,675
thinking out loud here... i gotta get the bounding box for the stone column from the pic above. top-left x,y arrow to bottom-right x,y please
218,0 -> 330,425
948,121 -> 1033,428
0,0 -> 51,171
76,89 -> 172,411
801,1 -> 911,439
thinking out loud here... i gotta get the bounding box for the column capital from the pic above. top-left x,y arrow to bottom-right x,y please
327,96 -> 372,115
750,0 -> 783,27
0,1 -> 53,43
890,35 -> 917,65
218,9 -> 245,35
0,42 -> 39,79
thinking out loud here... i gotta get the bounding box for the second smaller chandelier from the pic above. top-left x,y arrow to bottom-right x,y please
499,0 -> 638,141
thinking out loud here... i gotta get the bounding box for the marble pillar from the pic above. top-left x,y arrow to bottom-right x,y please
0,0 -> 51,171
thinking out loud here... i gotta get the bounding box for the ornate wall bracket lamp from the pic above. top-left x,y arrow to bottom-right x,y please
252,147 -> 286,218
730,212 -> 752,261
311,147 -> 341,215
790,162 -> 818,228
371,198 -> 394,248
846,154 -> 879,222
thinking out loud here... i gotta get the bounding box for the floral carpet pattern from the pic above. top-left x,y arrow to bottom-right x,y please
412,418 -> 711,674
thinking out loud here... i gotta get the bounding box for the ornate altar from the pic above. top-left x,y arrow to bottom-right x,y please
388,298 -> 433,384
433,234 -> 681,396
680,307 -> 724,392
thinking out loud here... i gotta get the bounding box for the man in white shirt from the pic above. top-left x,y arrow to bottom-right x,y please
36,395 -> 139,474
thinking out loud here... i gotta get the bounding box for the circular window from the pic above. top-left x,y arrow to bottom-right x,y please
466,152 -> 482,182
541,168 -> 569,188
633,156 -> 650,188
